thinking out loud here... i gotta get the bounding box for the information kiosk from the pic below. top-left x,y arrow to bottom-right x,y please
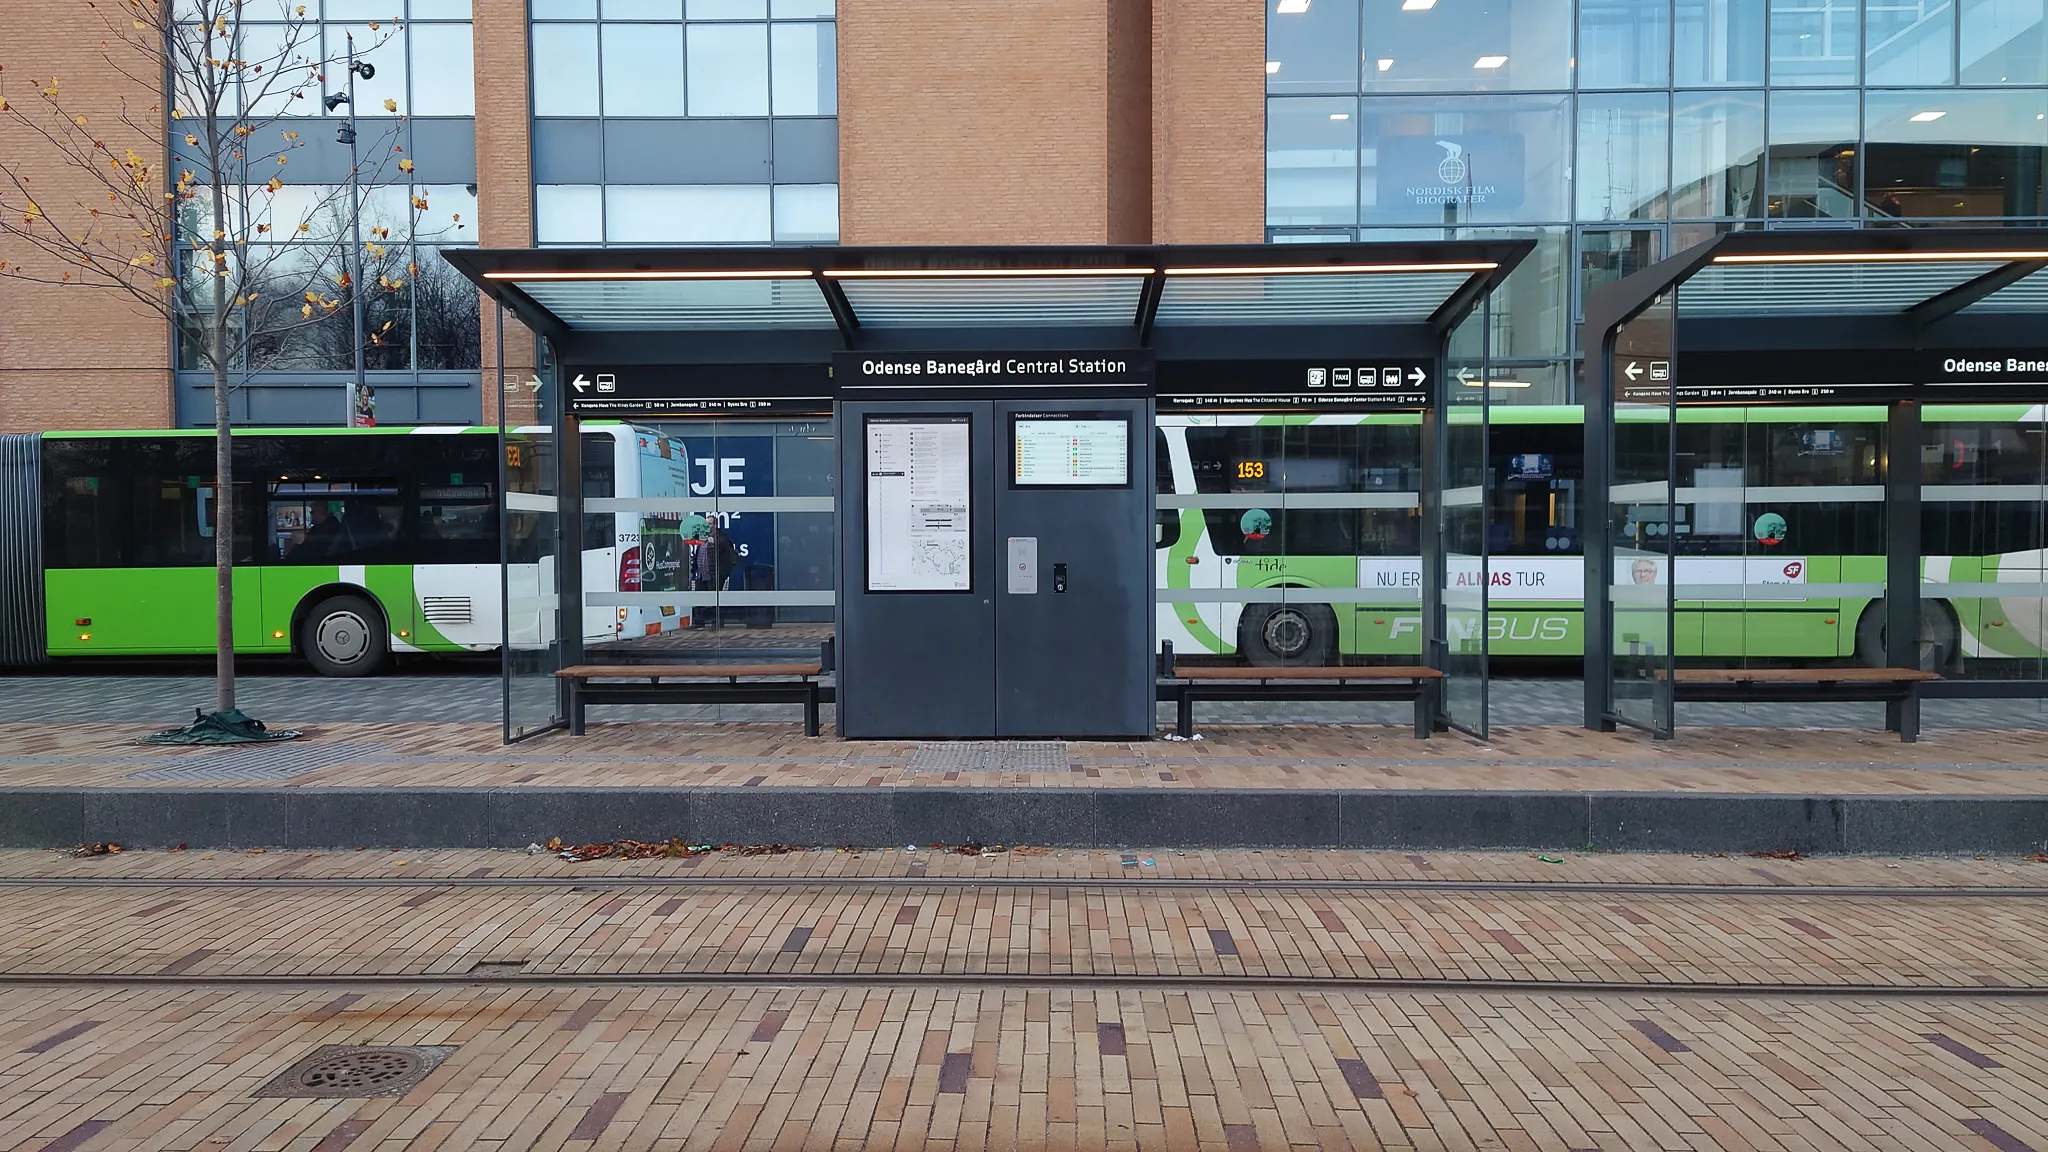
837,353 -> 1154,739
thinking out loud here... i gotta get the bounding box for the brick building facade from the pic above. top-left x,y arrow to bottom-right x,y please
0,0 -> 1263,434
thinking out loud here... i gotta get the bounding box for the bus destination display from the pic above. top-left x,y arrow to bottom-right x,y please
1013,418 -> 1129,487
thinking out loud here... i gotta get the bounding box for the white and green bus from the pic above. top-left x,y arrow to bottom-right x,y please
1156,404 -> 2048,668
0,423 -> 715,675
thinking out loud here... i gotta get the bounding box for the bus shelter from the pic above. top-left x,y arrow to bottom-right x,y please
1583,228 -> 2048,738
445,241 -> 1533,742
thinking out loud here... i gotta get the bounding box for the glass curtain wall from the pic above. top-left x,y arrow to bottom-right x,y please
531,0 -> 839,245
1267,0 -> 2048,402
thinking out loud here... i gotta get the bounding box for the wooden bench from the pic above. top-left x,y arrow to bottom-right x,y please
555,663 -> 824,737
1669,666 -> 1939,742
1158,650 -> 1444,739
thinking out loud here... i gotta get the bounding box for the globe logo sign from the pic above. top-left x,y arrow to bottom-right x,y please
1436,140 -> 1467,185
1241,508 -> 1273,542
1753,511 -> 1787,546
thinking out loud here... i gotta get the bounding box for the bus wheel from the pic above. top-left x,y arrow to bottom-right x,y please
301,594 -> 389,678
1855,599 -> 1959,671
1241,602 -> 1338,667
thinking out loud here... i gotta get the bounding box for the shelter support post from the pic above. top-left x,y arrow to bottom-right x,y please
1584,335 -> 1615,730
552,348 -> 584,719
1420,374 -> 1443,730
1886,400 -> 1923,739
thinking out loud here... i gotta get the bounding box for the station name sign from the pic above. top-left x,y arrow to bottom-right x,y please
1625,348 -> 2048,404
831,350 -> 1153,397
845,354 -> 1144,380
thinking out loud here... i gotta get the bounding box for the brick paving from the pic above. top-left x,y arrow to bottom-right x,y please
5,671 -> 2047,729
6,984 -> 2048,1151
7,720 -> 2048,796
4,851 -> 2048,1149
3,865 -> 2046,989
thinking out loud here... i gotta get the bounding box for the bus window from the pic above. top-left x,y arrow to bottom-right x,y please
269,480 -> 404,564
114,438 -> 255,567
42,439 -> 124,569
415,482 -> 497,564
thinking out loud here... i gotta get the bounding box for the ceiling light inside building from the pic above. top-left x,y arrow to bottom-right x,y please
1377,57 -> 1395,70
1266,61 -> 1281,73
1909,110 -> 1946,122
1474,54 -> 1508,68
1276,0 -> 1310,12
1401,0 -> 1437,9
1330,112 -> 1351,120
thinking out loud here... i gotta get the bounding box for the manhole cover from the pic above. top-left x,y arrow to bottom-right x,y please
254,1045 -> 454,1098
905,742 -> 1070,773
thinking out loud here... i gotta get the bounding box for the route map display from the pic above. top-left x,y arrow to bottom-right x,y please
1013,418 -> 1129,487
865,416 -> 972,592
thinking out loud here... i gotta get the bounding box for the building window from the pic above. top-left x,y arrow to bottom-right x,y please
176,183 -> 480,371
532,0 -> 836,242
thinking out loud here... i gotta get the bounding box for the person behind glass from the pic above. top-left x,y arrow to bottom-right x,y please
687,515 -> 741,624
293,502 -> 344,559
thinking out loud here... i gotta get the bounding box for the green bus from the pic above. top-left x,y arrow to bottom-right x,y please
0,424 -> 699,675
1156,403 -> 2048,668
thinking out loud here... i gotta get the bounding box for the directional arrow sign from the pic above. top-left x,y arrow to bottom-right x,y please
1624,361 -> 1644,381
1455,367 -> 1473,384
572,373 -> 591,392
1407,367 -> 1426,386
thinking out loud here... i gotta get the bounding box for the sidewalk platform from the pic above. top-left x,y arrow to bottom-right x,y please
3,721 -> 2046,854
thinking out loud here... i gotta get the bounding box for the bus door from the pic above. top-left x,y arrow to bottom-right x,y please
1156,421 -> 1230,656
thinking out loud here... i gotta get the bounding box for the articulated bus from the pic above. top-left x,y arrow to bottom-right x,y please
0,423 -> 712,675
1156,404 -> 2048,668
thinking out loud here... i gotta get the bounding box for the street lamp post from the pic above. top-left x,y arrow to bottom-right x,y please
324,36 -> 374,428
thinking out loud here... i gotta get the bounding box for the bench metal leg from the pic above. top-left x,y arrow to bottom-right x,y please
1412,689 -> 1430,740
804,681 -> 820,738
1898,688 -> 1920,743
1884,698 -> 1901,733
1176,686 -> 1193,739
569,681 -> 587,736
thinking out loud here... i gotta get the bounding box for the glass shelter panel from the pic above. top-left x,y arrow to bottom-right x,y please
1607,294 -> 1675,736
585,420 -> 839,671
1921,405 -> 2047,702
1442,306 -> 1490,738
1669,408 -> 1887,672
502,418 -> 562,741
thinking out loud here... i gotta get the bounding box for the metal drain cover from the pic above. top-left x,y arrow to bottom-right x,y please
255,1045 -> 453,1098
905,742 -> 1070,773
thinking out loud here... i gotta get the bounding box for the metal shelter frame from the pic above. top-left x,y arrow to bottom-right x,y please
1582,227 -> 2048,735
444,241 -> 1535,741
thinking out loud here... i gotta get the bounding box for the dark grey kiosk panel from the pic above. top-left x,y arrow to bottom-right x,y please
836,357 -> 1154,740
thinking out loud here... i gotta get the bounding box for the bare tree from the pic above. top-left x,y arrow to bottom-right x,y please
0,0 -> 435,717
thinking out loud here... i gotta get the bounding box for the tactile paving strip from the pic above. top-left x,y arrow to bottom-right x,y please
120,743 -> 390,781
905,742 -> 1071,773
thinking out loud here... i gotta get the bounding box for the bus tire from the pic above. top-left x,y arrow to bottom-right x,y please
1854,599 -> 1959,671
300,594 -> 389,678
1240,601 -> 1338,667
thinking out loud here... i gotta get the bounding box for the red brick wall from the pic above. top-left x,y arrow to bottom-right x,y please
1152,0 -> 1264,244
0,0 -> 172,431
841,0 -> 1117,244
473,0 -> 536,427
